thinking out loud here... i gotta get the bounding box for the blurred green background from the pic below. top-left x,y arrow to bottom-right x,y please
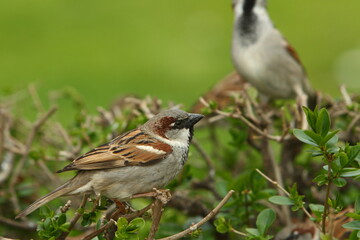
1,0 -> 360,112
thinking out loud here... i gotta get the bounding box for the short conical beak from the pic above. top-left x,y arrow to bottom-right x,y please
187,113 -> 204,127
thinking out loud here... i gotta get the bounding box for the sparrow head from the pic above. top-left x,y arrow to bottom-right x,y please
232,0 -> 267,14
232,0 -> 271,46
141,109 -> 204,144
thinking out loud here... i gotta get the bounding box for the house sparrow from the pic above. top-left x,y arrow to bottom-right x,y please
16,109 -> 203,218
231,0 -> 315,108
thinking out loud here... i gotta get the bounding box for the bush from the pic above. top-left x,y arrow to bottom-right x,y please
0,86 -> 359,239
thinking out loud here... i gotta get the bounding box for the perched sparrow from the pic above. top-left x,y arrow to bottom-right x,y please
231,0 -> 315,108
16,109 -> 203,218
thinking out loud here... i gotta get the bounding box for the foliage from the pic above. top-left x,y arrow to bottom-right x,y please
37,207 -> 69,239
1,87 -> 360,239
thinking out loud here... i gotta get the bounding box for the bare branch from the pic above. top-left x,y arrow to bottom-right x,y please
260,138 -> 291,224
214,109 -> 285,142
230,227 -> 247,237
158,190 -> 235,240
28,84 -> 45,113
82,203 -> 153,240
148,189 -> 172,240
57,195 -> 88,240
9,105 -> 58,213
340,85 -> 352,106
0,152 -> 14,184
0,215 -> 36,231
191,139 -> 215,181
255,169 -> 320,229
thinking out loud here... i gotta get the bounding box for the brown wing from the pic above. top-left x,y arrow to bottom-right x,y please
57,129 -> 172,172
281,37 -> 307,69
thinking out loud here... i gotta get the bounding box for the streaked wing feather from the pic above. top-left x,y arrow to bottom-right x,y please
57,129 -> 172,172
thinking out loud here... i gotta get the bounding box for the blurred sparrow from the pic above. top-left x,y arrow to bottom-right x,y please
231,0 -> 315,108
16,109 -> 203,218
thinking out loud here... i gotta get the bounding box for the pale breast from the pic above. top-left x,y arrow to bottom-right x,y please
88,150 -> 186,199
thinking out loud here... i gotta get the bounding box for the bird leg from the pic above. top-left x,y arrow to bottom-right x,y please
112,200 -> 129,215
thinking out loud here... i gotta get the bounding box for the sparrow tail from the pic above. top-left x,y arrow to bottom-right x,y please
15,181 -> 74,219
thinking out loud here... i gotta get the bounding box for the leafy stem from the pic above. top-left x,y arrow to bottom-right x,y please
322,148 -> 334,234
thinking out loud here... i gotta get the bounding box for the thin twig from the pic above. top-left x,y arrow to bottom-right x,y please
60,200 -> 72,214
82,219 -> 117,240
0,152 -> 14,184
340,85 -> 352,106
36,159 -> 61,185
148,199 -> 165,240
28,84 -> 45,113
0,215 -> 36,231
0,109 -> 6,162
322,151 -> 334,234
82,203 -> 153,240
255,169 -> 321,229
346,114 -> 360,132
230,227 -> 247,237
55,122 -> 74,149
191,139 -> 215,180
215,109 -> 285,142
261,138 -> 291,224
168,191 -> 209,217
57,195 -> 88,240
9,106 -> 58,213
148,189 -> 172,240
158,190 -> 235,240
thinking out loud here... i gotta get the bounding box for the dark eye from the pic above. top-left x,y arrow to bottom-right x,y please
170,118 -> 187,129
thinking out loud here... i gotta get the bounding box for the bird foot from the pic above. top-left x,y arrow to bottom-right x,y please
130,188 -> 172,205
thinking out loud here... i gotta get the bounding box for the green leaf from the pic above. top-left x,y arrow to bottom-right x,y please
333,178 -> 347,187
320,130 -> 340,146
57,213 -> 66,226
349,145 -> 360,162
43,218 -> 51,230
343,221 -> 360,230
316,108 -> 330,137
313,174 -> 327,186
346,213 -> 360,221
246,228 -> 260,236
268,196 -> 294,205
304,130 -> 323,145
256,208 -> 276,235
355,196 -> 360,213
127,218 -> 145,233
340,168 -> 360,177
117,217 -> 128,230
293,129 -> 319,147
303,106 -> 317,132
39,206 -> 53,218
214,217 -> 231,234
127,235 -> 140,240
309,204 -> 324,213
338,152 -> 349,167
